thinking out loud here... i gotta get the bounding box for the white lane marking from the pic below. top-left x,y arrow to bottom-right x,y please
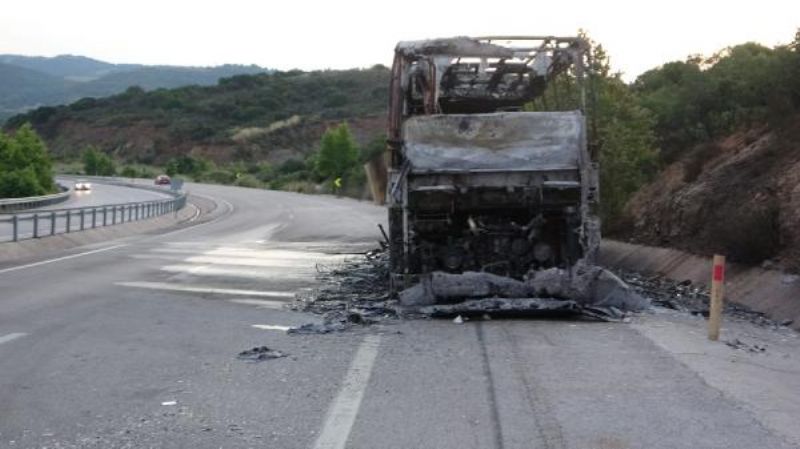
160,264 -> 313,281
153,196 -> 235,239
312,335 -> 381,449
229,298 -> 287,309
0,333 -> 27,345
252,324 -> 291,331
131,254 -> 323,268
152,247 -> 345,261
0,244 -> 127,275
115,281 -> 295,298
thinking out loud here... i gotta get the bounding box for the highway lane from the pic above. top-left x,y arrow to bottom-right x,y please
0,182 -> 795,449
53,177 -> 173,209
0,179 -> 175,242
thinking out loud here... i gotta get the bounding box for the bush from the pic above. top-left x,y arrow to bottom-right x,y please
0,124 -> 55,198
82,146 -> 116,176
315,123 -> 359,180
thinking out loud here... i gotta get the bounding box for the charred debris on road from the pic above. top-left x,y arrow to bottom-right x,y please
288,247 -> 795,335
289,247 -> 649,333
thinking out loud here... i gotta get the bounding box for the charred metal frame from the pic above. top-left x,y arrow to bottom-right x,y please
386,36 -> 600,289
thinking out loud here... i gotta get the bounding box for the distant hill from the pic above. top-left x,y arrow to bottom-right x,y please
0,54 -> 269,121
0,62 -> 72,117
4,66 -> 390,165
0,54 -> 135,80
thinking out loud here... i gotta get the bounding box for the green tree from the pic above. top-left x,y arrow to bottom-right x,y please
315,123 -> 359,181
82,146 -> 116,176
527,39 -> 659,226
0,124 -> 55,198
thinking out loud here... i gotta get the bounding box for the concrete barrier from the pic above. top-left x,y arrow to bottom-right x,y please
600,239 -> 800,331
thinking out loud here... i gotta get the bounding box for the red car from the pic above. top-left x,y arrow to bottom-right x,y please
154,175 -> 171,185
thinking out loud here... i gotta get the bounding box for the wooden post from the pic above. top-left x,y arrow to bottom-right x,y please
708,255 -> 726,341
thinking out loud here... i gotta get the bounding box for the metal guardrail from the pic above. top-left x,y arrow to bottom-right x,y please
0,184 -> 72,212
0,191 -> 187,243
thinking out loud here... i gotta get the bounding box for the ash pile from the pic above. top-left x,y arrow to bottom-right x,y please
292,248 -> 650,331
619,271 -> 794,328
290,249 -> 399,333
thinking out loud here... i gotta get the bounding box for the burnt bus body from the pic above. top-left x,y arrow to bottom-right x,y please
386,37 -> 600,289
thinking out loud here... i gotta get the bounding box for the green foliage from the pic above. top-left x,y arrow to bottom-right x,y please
121,166 -> 138,178
634,33 -> 800,161
5,67 -> 390,164
315,123 -> 359,184
164,155 -> 212,178
82,146 -> 116,176
527,40 -> 659,226
359,136 -> 386,163
0,124 -> 55,198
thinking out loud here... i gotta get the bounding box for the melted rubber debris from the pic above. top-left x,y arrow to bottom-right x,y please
237,346 -> 288,362
289,248 -> 646,333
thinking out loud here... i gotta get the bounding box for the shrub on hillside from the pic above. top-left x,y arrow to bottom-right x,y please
82,146 -> 116,176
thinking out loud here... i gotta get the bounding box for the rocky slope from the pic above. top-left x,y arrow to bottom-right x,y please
620,117 -> 800,271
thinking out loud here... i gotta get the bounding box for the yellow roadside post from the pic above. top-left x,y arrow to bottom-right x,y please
333,177 -> 342,197
708,255 -> 726,341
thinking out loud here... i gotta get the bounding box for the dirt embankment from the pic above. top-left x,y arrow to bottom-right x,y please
620,118 -> 800,272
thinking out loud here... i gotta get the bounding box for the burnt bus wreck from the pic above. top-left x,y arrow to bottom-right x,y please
386,36 -> 601,295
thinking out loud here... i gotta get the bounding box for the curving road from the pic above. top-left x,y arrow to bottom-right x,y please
0,183 -> 797,449
0,179 -> 175,242
51,177 -> 174,209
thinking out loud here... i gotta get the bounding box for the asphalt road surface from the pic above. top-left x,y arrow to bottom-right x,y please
0,183 -> 795,449
51,177 -> 174,209
0,179 -> 174,242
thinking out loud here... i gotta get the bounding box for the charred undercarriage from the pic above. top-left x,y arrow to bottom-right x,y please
402,180 -> 583,277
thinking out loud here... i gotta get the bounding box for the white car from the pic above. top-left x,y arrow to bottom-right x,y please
74,180 -> 92,191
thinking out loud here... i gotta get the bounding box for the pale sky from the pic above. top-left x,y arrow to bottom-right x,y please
1,0 -> 798,80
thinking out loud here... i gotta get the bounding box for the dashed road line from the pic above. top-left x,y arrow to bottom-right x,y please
0,333 -> 27,345
115,281 -> 295,298
312,334 -> 381,449
0,244 -> 127,275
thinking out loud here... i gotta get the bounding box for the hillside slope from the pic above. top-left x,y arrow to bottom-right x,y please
4,67 -> 390,165
0,62 -> 71,115
0,54 -> 269,120
621,118 -> 800,271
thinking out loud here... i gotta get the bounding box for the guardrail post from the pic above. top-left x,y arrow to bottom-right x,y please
50,211 -> 56,236
80,209 -> 85,230
66,210 -> 71,233
12,215 -> 18,242
33,214 -> 39,238
102,207 -> 107,226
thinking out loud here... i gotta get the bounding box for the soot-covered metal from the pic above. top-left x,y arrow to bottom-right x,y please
386,36 -> 600,291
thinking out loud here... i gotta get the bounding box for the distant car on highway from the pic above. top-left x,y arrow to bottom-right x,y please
74,180 -> 92,191
154,175 -> 171,186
